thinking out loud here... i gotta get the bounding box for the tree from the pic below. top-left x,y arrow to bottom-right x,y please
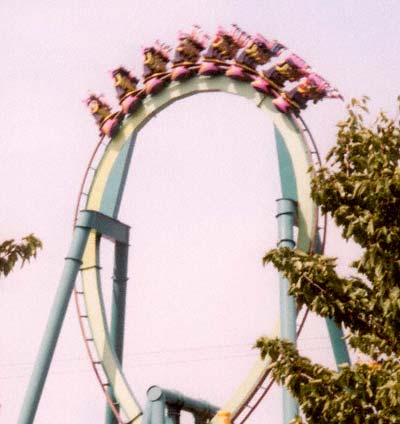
256,97 -> 400,423
0,234 -> 42,277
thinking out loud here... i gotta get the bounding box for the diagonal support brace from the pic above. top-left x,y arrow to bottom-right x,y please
18,218 -> 92,424
18,210 -> 130,424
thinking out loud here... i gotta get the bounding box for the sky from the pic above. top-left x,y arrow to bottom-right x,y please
1,1 -> 400,423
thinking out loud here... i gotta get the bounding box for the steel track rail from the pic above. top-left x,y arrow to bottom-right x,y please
71,136 -> 126,422
73,61 -> 329,423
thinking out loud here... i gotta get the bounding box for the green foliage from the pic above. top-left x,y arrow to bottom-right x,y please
0,234 -> 42,277
257,98 -> 400,422
256,338 -> 400,423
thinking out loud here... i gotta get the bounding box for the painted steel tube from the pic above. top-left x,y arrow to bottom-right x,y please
326,318 -> 351,367
17,223 -> 91,424
106,241 -> 130,424
276,198 -> 298,423
313,234 -> 351,369
147,386 -> 219,421
277,198 -> 297,343
141,402 -> 153,424
147,387 -> 166,424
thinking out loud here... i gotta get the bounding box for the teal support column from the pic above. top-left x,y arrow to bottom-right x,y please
147,386 -> 166,424
17,222 -> 91,424
276,198 -> 298,423
142,402 -> 153,424
325,318 -> 351,367
314,235 -> 351,368
105,241 -> 129,424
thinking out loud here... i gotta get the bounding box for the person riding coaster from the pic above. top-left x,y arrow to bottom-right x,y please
85,94 -> 122,137
226,34 -> 285,81
198,25 -> 245,76
251,53 -> 310,94
142,42 -> 171,95
273,73 -> 343,113
170,26 -> 208,81
111,67 -> 144,114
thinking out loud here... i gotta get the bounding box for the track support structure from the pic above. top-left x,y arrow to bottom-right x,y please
18,67 -> 345,422
106,241 -> 130,424
17,210 -> 130,424
143,386 -> 220,424
276,198 -> 298,423
17,220 -> 92,424
312,235 -> 351,369
325,318 -> 351,367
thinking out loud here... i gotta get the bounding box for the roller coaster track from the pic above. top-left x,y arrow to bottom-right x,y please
72,135 -> 126,423
16,25 -> 351,424
72,96 -> 326,423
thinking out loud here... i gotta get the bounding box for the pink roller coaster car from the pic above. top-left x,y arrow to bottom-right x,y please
273,74 -> 342,113
111,67 -> 143,114
171,26 -> 208,81
226,34 -> 285,82
142,43 -> 171,95
85,94 -> 122,137
198,26 -> 243,76
251,53 -> 310,94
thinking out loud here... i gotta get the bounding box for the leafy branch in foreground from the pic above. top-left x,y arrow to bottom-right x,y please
256,338 -> 400,424
256,98 -> 400,423
0,234 -> 42,277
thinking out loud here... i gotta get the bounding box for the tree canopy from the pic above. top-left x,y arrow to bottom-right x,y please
0,234 -> 42,277
256,98 -> 400,423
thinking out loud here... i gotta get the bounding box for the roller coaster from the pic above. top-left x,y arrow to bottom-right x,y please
18,25 -> 350,424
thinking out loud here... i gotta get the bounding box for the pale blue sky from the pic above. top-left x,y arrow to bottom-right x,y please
1,1 -> 399,423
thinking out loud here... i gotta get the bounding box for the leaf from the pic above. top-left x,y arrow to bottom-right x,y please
256,98 -> 400,423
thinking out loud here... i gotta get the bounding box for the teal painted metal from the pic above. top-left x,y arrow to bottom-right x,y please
146,386 -> 219,424
99,132 -> 137,218
17,209 -> 133,424
325,318 -> 351,367
147,386 -> 166,424
19,73 -> 335,423
77,210 -> 132,423
78,210 -> 130,244
17,220 -> 92,424
313,234 -> 351,368
274,126 -> 298,201
142,402 -> 153,424
276,198 -> 298,423
77,78 -> 318,422
105,241 -> 130,424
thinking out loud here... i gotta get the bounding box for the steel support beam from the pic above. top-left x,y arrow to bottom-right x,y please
325,318 -> 351,367
76,210 -> 131,424
146,386 -> 219,424
78,209 -> 130,244
276,198 -> 298,423
17,209 -> 131,424
314,235 -> 351,368
17,221 -> 92,424
105,241 -> 130,424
